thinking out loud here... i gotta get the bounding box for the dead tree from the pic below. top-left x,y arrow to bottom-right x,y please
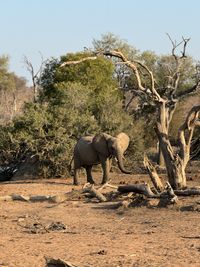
24,53 -> 45,102
103,38 -> 199,162
60,38 -> 200,190
100,47 -> 200,189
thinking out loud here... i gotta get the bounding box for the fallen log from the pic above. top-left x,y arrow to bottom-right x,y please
118,182 -> 179,208
174,187 -> 200,196
1,184 -> 200,206
98,182 -> 118,191
118,183 -> 156,197
118,184 -> 200,197
158,182 -> 178,206
83,185 -> 107,202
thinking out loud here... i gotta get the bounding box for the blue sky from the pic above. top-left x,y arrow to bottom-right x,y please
1,0 -> 200,84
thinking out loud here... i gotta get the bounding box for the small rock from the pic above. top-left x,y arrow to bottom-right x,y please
97,249 -> 107,255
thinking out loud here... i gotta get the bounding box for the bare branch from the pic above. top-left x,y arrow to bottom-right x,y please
175,81 -> 200,98
166,33 -> 184,60
181,36 -> 191,58
178,105 -> 200,167
166,34 -> 190,97
24,56 -> 34,79
143,154 -> 164,193
35,51 -> 45,77
134,60 -> 160,100
60,50 -> 166,104
60,56 -> 98,67
103,50 -> 165,103
166,33 -> 190,59
23,53 -> 45,101
185,105 -> 200,130
103,50 -> 147,92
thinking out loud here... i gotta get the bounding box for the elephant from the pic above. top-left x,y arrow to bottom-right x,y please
72,132 -> 131,185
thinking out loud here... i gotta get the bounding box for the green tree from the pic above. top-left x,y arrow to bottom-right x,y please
0,82 -> 99,177
0,50 -> 141,177
40,52 -> 133,135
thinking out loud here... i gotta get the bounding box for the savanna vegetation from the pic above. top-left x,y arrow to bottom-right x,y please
1,33 -> 200,267
0,33 -> 199,183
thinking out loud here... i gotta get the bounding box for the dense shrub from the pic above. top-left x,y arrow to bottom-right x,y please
0,56 -> 145,177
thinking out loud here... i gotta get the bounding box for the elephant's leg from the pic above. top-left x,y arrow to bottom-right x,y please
108,157 -> 112,172
73,168 -> 79,185
85,166 -> 95,184
100,157 -> 110,184
73,155 -> 82,185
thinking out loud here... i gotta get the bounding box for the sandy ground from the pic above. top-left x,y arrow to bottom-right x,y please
0,172 -> 200,267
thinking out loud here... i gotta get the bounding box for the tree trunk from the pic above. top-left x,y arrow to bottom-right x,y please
157,142 -> 165,167
156,105 -> 200,189
166,159 -> 187,189
153,102 -> 187,189
155,125 -> 187,189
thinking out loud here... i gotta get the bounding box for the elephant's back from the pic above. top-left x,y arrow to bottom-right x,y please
75,136 -> 99,165
76,136 -> 93,148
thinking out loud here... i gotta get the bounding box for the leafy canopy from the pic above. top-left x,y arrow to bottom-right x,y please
0,51 -> 136,177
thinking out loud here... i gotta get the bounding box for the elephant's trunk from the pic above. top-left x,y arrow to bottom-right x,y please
115,150 -> 131,174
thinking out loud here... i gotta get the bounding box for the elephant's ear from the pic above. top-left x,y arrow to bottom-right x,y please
92,133 -> 110,157
116,132 -> 130,152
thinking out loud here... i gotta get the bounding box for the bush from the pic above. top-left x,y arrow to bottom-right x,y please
0,53 -> 147,178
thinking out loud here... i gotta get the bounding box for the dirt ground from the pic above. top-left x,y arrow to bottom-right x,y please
0,172 -> 200,267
